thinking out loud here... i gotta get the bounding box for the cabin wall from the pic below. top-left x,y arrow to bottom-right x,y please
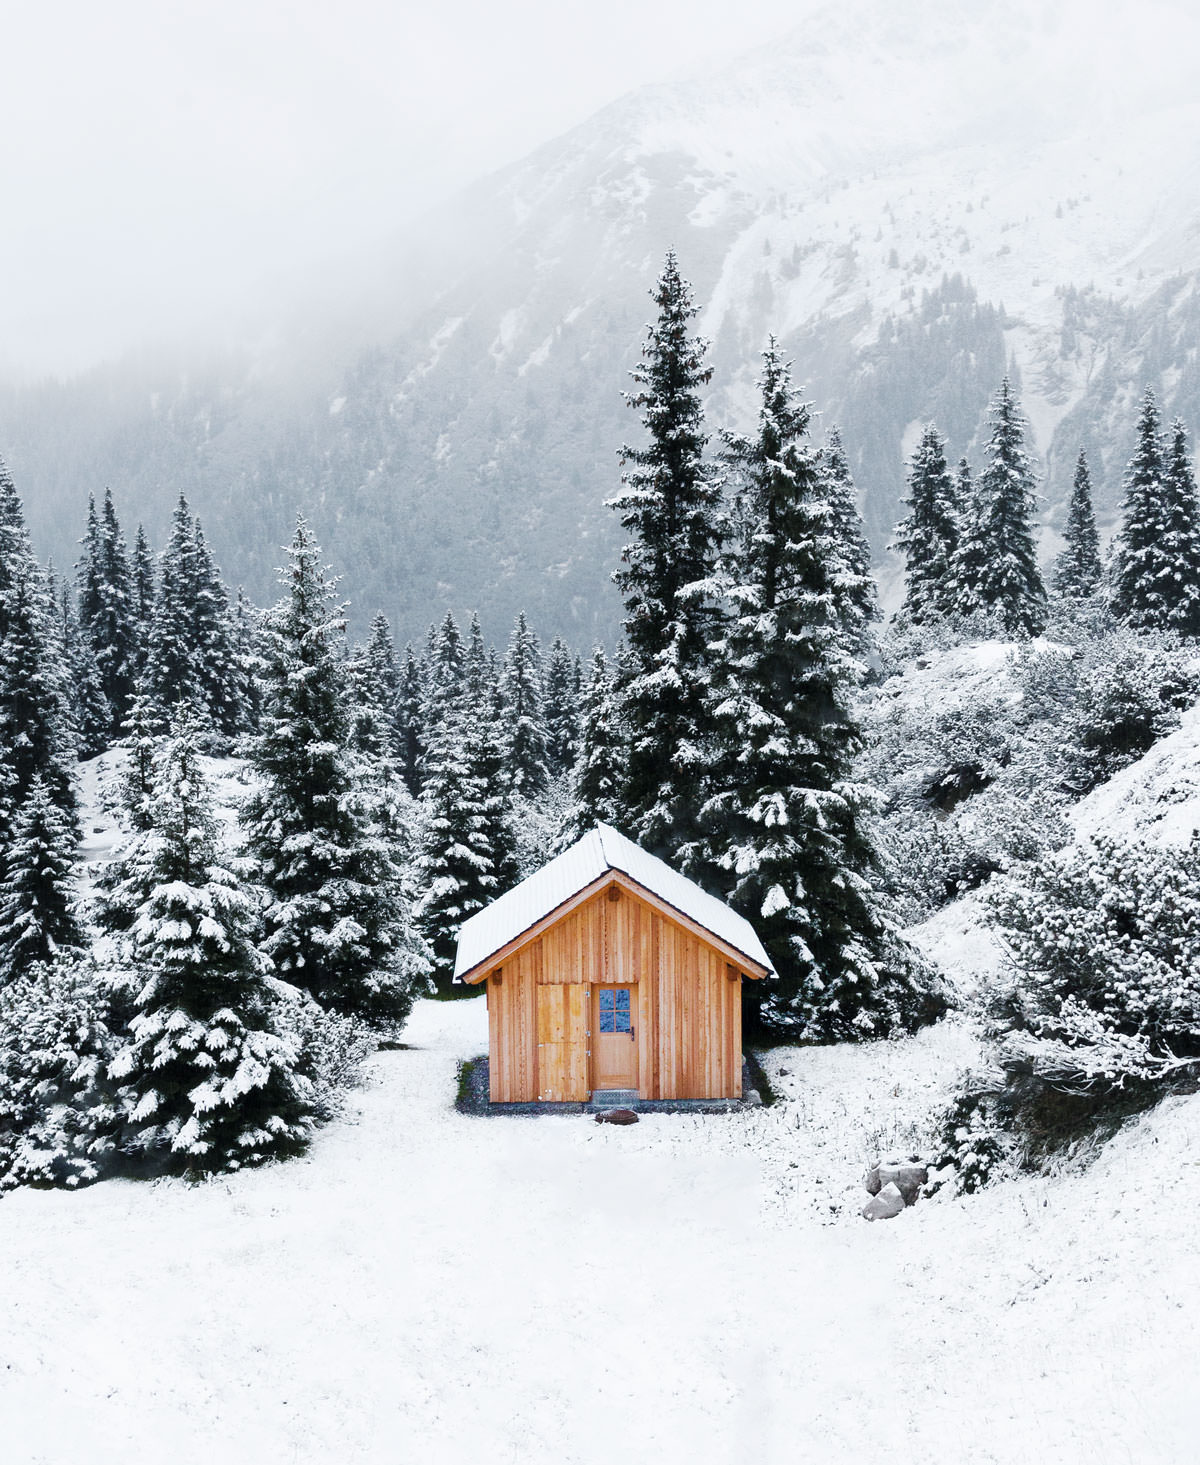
486,884 -> 745,1102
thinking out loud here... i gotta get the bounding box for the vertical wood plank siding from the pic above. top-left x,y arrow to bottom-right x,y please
485,884 -> 745,1102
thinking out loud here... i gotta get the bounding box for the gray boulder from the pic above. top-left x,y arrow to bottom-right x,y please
861,1182 -> 906,1221
865,1161 -> 928,1205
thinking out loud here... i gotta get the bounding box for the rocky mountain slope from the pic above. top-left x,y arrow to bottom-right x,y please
5,0 -> 1200,639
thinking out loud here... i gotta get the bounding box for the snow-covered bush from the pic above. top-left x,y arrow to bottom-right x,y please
1060,636 -> 1199,793
0,958 -> 123,1192
272,984 -> 377,1122
989,833 -> 1200,1071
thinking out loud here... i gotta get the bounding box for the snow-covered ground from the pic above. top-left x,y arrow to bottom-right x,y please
4,991 -> 1200,1465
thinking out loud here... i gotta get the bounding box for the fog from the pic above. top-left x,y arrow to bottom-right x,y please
0,0 -> 819,378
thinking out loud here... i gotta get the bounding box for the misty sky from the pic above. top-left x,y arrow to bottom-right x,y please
1,0 -> 818,378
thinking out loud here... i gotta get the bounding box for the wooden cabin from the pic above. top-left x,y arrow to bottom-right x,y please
454,824 -> 773,1103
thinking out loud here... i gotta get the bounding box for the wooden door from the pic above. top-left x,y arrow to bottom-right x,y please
536,984 -> 588,1101
592,986 -> 639,1091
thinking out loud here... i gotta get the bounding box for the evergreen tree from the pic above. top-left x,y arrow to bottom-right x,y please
701,342 -> 937,1041
415,699 -> 496,986
421,612 -> 464,752
821,426 -> 880,657
1160,421 -> 1200,637
463,612 -> 492,706
105,720 -> 314,1174
76,488 -> 135,734
364,611 -> 401,753
227,587 -> 264,734
0,562 -> 78,820
0,778 -> 83,981
117,682 -> 163,834
0,454 -> 32,645
543,636 -> 580,778
241,519 -> 425,1024
60,584 -> 111,759
130,524 -> 155,673
396,643 -> 425,796
1111,390 -> 1170,631
964,379 -> 1046,633
610,251 -> 723,861
568,646 -> 624,838
1053,449 -> 1103,600
893,424 -> 960,621
146,497 -> 241,736
501,610 -> 549,798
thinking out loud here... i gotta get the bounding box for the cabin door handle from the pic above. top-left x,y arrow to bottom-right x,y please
630,1026 -> 636,1041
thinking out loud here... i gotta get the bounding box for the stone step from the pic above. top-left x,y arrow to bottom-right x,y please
587,1089 -> 640,1111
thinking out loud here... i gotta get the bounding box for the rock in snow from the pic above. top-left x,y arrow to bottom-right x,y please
865,1161 -> 929,1205
861,1183 -> 907,1222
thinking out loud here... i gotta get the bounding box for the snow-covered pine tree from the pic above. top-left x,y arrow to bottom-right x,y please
227,587 -> 264,735
1053,449 -> 1103,600
0,777 -> 84,981
396,642 -> 425,795
76,488 -> 136,735
965,378 -> 1046,634
1111,390 -> 1174,632
146,497 -> 241,737
0,561 -> 78,822
421,611 -> 465,753
118,682 -> 163,833
130,523 -> 155,674
364,611 -> 401,752
241,519 -> 424,1024
567,645 -> 625,839
1160,420 -> 1200,638
0,956 -> 122,1192
501,610 -> 549,798
59,582 -> 111,758
701,340 -> 938,1041
105,719 -> 314,1175
146,495 -> 209,720
0,453 -> 31,645
893,424 -> 961,622
610,250 -> 723,863
542,636 -> 580,779
415,695 -> 496,987
821,426 -> 880,658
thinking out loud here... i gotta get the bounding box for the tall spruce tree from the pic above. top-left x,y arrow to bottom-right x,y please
821,426 -> 880,656
396,643 -> 425,795
76,489 -> 135,734
415,696 -> 497,985
501,610 -> 549,798
568,646 -> 624,839
893,424 -> 960,622
610,250 -> 723,862
0,777 -> 84,981
241,519 -> 425,1024
1111,390 -> 1169,630
701,342 -> 937,1041
542,637 -> 580,779
1053,448 -> 1103,600
105,719 -> 314,1174
963,378 -> 1046,633
59,584 -> 110,759
1161,420 -> 1200,637
0,562 -> 78,821
130,524 -> 155,674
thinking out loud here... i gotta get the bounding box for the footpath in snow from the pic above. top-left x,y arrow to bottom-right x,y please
4,995 -> 1200,1465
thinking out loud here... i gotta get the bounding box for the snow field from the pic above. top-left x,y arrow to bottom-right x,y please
4,994 -> 1200,1465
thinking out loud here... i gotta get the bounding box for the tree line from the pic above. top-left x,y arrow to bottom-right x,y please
893,383 -> 1200,637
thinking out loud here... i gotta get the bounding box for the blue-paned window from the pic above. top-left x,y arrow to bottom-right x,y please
599,988 -> 632,1033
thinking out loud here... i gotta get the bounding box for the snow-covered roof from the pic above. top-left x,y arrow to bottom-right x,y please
453,823 -> 774,980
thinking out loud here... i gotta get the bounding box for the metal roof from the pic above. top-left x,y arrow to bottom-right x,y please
453,823 -> 775,980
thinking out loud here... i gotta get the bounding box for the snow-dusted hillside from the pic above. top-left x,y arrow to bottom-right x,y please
7,0 -> 1200,637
